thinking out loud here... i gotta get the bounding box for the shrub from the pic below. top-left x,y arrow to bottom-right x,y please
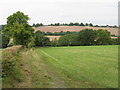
34,31 -> 50,46
95,29 -> 111,45
1,33 -> 10,48
2,46 -> 22,80
59,33 -> 79,46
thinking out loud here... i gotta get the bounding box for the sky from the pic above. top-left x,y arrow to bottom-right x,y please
0,0 -> 119,26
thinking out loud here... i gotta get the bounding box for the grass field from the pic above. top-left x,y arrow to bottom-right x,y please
34,45 -> 118,88
17,45 -> 118,88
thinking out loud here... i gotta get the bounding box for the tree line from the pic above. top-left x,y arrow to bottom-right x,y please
34,29 -> 120,47
1,11 -> 119,48
32,22 -> 118,28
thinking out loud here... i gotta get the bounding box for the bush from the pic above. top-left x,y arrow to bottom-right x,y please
2,53 -> 17,78
2,33 -> 10,48
2,46 -> 22,80
59,33 -> 79,46
50,39 -> 59,47
95,29 -> 111,45
34,31 -> 50,46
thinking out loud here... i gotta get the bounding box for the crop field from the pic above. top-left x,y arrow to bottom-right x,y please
24,45 -> 118,88
33,26 -> 118,35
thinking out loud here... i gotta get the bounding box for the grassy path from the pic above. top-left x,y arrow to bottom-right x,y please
18,49 -> 66,88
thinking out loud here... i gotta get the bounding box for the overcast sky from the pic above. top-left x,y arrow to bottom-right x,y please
0,0 -> 119,25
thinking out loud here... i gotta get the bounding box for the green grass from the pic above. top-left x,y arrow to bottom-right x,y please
35,45 -> 118,88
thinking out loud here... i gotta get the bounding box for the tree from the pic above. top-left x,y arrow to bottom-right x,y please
89,23 -> 93,27
34,31 -> 50,46
32,23 -> 36,27
95,29 -> 112,45
94,25 -> 99,27
85,23 -> 88,26
3,11 -> 34,47
59,33 -> 79,46
110,38 -> 118,45
78,29 -> 97,46
69,22 -> 74,26
55,23 -> 60,26
50,38 -> 59,46
79,23 -> 85,26
74,22 -> 79,26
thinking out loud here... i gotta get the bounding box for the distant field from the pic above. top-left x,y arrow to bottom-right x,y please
33,26 -> 118,35
46,36 -> 60,41
35,45 -> 118,88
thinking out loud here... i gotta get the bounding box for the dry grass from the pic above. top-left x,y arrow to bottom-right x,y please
34,26 -> 118,35
3,45 -> 22,54
3,45 -> 22,59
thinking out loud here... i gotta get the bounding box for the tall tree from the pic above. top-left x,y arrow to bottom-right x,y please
78,29 -> 97,46
95,29 -> 111,45
3,11 -> 34,47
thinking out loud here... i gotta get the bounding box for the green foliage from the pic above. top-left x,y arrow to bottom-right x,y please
69,22 -> 74,26
95,29 -> 111,45
2,48 -> 22,80
12,24 -> 34,46
2,33 -> 10,48
89,23 -> 93,27
59,33 -> 79,46
110,38 -> 118,45
58,29 -> 114,46
2,53 -> 17,78
44,31 -> 78,36
34,31 -> 50,46
3,11 -> 34,47
79,23 -> 85,26
50,39 -> 59,46
7,11 -> 29,25
78,29 -> 97,46
110,38 -> 120,45
85,23 -> 89,26
27,36 -> 35,48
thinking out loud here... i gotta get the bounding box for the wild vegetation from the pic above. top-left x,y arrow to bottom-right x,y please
2,46 -> 23,88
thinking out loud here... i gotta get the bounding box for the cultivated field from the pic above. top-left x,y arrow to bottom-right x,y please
34,26 -> 118,35
20,45 -> 118,88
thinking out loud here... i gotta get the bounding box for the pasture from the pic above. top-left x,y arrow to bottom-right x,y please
31,45 -> 118,88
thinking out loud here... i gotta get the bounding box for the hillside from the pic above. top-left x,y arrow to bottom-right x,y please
33,26 -> 118,36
